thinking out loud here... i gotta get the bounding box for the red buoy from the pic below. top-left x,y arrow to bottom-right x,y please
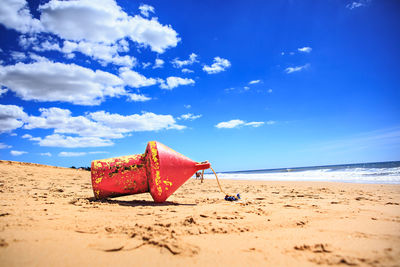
91,141 -> 210,202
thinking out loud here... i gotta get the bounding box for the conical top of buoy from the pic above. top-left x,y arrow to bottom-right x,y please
145,141 -> 210,202
91,141 -> 210,202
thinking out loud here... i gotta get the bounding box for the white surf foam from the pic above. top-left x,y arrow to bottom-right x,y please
203,167 -> 400,184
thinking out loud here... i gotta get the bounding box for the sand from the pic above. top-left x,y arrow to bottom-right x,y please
0,160 -> 399,266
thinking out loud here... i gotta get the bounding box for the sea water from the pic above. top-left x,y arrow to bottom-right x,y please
203,161 -> 400,184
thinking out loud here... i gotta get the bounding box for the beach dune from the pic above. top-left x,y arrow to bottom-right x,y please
0,160 -> 399,266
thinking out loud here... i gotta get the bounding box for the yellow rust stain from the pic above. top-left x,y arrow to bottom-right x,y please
95,177 -> 103,184
163,180 -> 172,186
149,141 -> 162,196
95,154 -> 142,167
155,170 -> 162,196
163,179 -> 172,192
101,155 -> 127,164
149,142 -> 159,164
93,161 -> 102,168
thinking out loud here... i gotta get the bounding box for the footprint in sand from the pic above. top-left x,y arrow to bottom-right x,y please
294,243 -> 332,253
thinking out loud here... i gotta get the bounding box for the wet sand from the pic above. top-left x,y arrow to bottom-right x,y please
0,160 -> 399,266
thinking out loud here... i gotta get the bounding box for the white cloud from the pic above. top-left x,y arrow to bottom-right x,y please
65,53 -> 75,59
4,105 -> 121,148
126,93 -> 151,102
29,134 -> 114,148
184,104 -> 191,109
18,35 -> 39,49
119,68 -> 157,88
59,151 -> 87,157
38,0 -> 180,53
124,15 -> 181,54
181,68 -> 194,74
172,53 -> 199,68
24,107 -> 123,139
30,39 -> 136,67
0,61 -> 125,105
28,53 -> 49,62
346,1 -> 366,9
40,152 -> 52,156
298,46 -> 312,53
142,62 -> 151,69
159,77 -> 195,90
244,86 -> 250,91
267,89 -> 273,93
6,105 -> 186,147
89,111 -> 186,131
215,119 -> 245,129
118,39 -> 129,52
0,0 -> 179,54
0,0 -> 43,33
285,63 -> 310,74
215,119 -> 265,129
0,104 -> 27,133
266,120 -> 276,125
249,80 -> 261,84
139,4 -> 155,18
10,51 -> 27,61
0,87 -> 8,97
153,58 -> 164,69
11,150 -> 27,156
55,40 -> 137,67
58,151 -> 107,157
178,113 -> 202,121
244,121 -> 265,127
33,40 -> 61,51
203,57 -> 231,74
0,143 -> 12,149
13,107 -> 186,148
88,151 -> 108,155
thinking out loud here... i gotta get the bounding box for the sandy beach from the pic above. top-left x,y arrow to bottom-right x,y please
0,160 -> 399,266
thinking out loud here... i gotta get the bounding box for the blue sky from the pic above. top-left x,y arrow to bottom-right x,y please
0,0 -> 399,171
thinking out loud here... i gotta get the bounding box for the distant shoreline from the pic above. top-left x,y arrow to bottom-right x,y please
220,160 -> 400,174
202,160 -> 400,184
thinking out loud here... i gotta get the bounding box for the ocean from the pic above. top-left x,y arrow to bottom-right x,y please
203,161 -> 400,184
